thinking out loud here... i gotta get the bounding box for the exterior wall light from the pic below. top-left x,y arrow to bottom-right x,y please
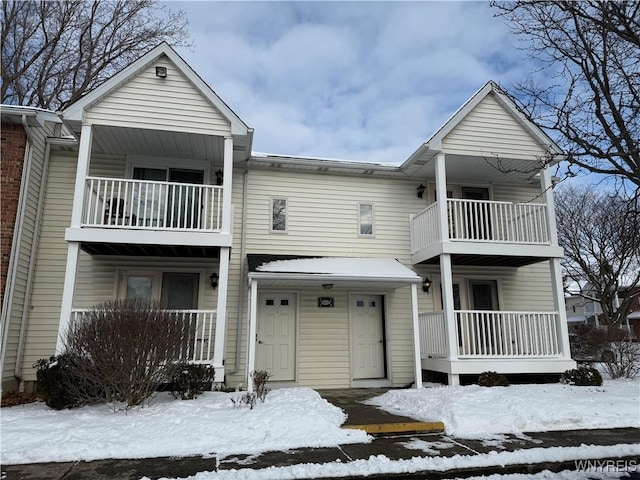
416,184 -> 426,199
422,277 -> 432,293
210,273 -> 219,290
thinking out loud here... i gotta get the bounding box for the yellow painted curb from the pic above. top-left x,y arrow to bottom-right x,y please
342,421 -> 445,435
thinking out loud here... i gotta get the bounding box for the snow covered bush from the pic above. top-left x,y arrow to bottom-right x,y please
561,366 -> 603,386
170,364 -> 215,400
601,337 -> 640,379
34,354 -> 99,409
231,370 -> 271,409
61,299 -> 190,410
477,371 -> 509,387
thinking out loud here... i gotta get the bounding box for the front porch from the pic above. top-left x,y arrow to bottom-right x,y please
70,309 -> 218,364
419,310 -> 576,383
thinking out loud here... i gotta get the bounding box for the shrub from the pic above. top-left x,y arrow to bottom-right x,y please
34,355 -> 102,410
171,364 -> 215,400
600,335 -> 640,379
231,370 -> 271,409
62,299 -> 190,409
561,366 -> 603,386
478,371 -> 510,387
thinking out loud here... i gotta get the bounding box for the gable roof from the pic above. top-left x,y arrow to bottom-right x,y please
63,42 -> 250,136
401,81 -> 563,171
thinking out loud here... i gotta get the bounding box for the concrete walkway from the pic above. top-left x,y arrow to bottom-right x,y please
4,388 -> 640,479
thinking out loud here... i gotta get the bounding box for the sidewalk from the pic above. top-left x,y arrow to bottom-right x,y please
4,388 -> 640,479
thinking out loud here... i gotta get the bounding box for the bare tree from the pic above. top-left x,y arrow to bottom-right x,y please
492,1 -> 640,192
555,185 -> 640,329
1,0 -> 191,110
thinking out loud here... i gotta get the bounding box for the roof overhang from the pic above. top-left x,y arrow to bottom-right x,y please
247,255 -> 422,289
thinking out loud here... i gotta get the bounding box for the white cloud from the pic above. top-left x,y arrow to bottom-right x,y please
173,1 -> 529,163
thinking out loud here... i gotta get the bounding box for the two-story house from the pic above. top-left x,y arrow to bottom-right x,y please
1,43 -> 575,394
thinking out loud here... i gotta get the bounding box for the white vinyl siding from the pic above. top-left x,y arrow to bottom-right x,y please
442,92 -> 550,160
20,153 -> 75,379
86,56 -> 231,137
2,120 -> 55,387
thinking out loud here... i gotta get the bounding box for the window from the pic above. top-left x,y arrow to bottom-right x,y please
271,197 -> 287,232
358,203 -> 374,236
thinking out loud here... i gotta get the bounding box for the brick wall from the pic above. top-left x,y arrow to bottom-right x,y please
1,122 -> 27,305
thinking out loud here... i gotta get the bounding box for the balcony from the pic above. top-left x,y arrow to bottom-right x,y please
65,177 -> 232,255
418,310 -> 572,376
410,199 -> 562,266
71,309 -> 217,363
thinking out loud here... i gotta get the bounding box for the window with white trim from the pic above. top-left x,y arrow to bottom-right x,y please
270,197 -> 287,232
358,203 -> 374,236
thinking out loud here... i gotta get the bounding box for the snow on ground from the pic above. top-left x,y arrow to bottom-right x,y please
368,378 -> 640,438
1,378 -> 639,471
0,388 -> 369,465
149,444 -> 640,480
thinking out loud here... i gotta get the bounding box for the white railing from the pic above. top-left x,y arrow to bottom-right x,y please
70,309 -> 216,363
456,310 -> 559,357
410,203 -> 440,254
419,311 -> 447,358
410,199 -> 550,253
83,177 -> 223,232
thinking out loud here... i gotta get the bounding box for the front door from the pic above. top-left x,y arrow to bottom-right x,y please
257,293 -> 296,381
351,295 -> 385,379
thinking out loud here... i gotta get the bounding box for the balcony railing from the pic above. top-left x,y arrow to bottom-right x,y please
82,177 -> 223,232
411,199 -> 550,254
419,310 -> 560,359
71,309 -> 216,363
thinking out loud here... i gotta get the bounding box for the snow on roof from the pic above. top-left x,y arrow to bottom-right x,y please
255,257 -> 420,281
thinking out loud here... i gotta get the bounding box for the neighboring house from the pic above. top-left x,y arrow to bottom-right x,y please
565,295 -> 603,333
0,43 -> 576,393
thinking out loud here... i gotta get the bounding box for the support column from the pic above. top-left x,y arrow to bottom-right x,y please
410,283 -> 423,389
246,279 -> 258,392
221,136 -> 234,234
434,153 -> 449,241
441,253 -> 459,386
56,243 -> 80,353
550,257 -> 572,359
57,124 -> 92,353
540,166 -> 558,245
213,247 -> 230,382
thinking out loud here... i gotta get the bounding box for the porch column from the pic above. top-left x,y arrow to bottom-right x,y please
221,136 -> 233,234
541,167 -> 572,359
57,124 -> 93,353
56,243 -> 80,353
410,283 -> 423,389
246,278 -> 258,393
540,166 -> 558,245
213,247 -> 231,382
434,153 -> 449,241
440,253 -> 459,386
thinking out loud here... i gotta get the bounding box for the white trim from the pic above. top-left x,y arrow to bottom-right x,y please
411,283 -> 423,389
221,137 -> 233,234
70,124 -> 92,228
247,279 -> 258,392
213,247 -> 230,381
57,243 -> 81,353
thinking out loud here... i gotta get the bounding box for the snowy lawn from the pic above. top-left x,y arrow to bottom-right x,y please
0,387 -> 369,465
2,379 -> 639,468
368,378 -> 640,438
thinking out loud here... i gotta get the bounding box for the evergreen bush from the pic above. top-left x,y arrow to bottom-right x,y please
478,371 -> 510,387
561,366 -> 603,386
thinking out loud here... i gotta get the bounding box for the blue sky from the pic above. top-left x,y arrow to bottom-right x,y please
172,1 -> 535,164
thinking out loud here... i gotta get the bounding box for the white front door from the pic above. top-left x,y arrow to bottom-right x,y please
351,295 -> 385,379
257,293 -> 296,381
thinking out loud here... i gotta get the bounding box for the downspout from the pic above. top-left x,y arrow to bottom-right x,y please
0,115 -> 33,392
14,134 -> 53,389
228,159 -> 249,375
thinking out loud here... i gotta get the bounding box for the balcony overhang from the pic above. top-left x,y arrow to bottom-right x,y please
66,226 -> 231,257
412,242 -> 564,267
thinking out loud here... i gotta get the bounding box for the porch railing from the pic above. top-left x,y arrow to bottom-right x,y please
82,177 -> 223,232
411,199 -> 550,253
70,309 -> 216,363
419,310 -> 560,359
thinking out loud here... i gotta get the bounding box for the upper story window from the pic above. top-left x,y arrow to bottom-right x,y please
358,203 -> 374,236
271,197 -> 287,232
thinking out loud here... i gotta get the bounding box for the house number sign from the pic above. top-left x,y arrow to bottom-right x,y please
318,297 -> 334,308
